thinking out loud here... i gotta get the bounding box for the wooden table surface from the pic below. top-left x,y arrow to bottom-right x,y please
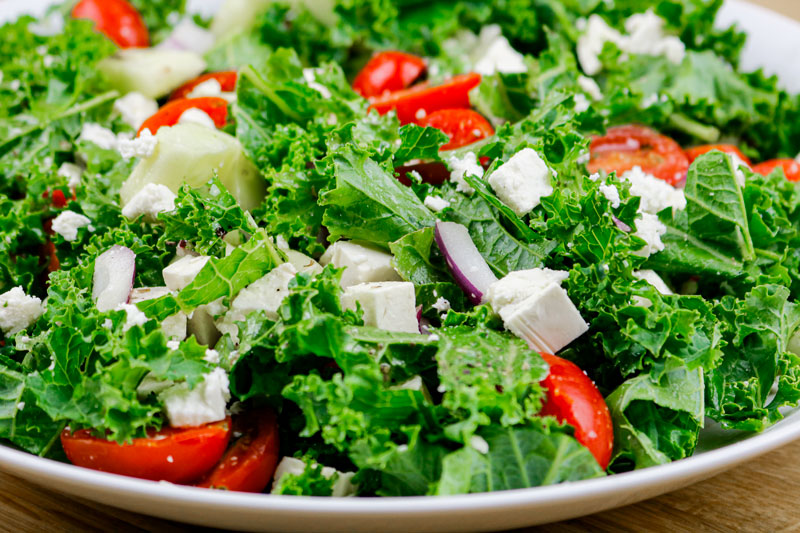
4,1 -> 800,532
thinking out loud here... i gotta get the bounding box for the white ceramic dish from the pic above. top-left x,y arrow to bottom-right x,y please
2,1 -> 800,531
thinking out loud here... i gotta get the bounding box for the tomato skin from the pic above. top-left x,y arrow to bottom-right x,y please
138,97 -> 229,136
753,159 -> 800,182
196,409 -> 280,493
685,144 -> 751,166
368,73 -> 482,125
71,0 -> 149,49
588,125 -> 689,186
353,52 -> 427,98
61,418 -> 232,484
169,72 -> 239,102
417,109 -> 494,151
539,353 -> 613,470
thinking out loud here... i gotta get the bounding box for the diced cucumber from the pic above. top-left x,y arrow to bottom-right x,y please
120,123 -> 265,211
99,48 -> 207,99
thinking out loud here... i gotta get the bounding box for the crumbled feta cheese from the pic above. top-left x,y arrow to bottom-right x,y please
432,297 -> 451,314
574,93 -> 591,114
225,263 -> 298,322
577,75 -> 603,101
167,340 -> 181,351
487,269 -> 588,353
113,92 -> 158,130
424,195 -> 450,213
448,152 -> 483,195
115,303 -> 149,332
0,287 -> 44,334
487,148 -> 553,216
57,163 -> 83,188
78,123 -> 118,151
470,435 -> 490,455
51,211 -> 91,241
342,282 -> 419,334
9,80 -> 20,91
623,166 -> 686,214
159,368 -> 230,428
633,270 -> 673,295
415,108 -> 427,121
473,25 -> 527,75
633,212 -> 667,257
128,286 -> 187,340
204,349 -> 221,364
122,183 -> 177,221
272,457 -> 357,497
319,242 -> 402,288
302,68 -> 332,99
187,79 -> 225,99
599,183 -> 621,208
117,128 -> 158,160
577,12 -> 685,75
163,255 -> 211,291
178,108 -> 216,129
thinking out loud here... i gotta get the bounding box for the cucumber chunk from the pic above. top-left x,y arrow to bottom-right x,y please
99,48 -> 207,99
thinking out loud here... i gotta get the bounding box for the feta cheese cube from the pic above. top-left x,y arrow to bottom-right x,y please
473,25 -> 527,75
487,268 -> 587,353
424,195 -> 451,213
227,263 -> 298,322
178,107 -> 216,129
128,287 -> 187,340
0,287 -> 44,334
163,255 -> 211,291
488,148 -> 554,216
272,457 -> 357,497
117,129 -> 158,160
623,166 -> 686,214
78,123 -> 118,151
159,367 -> 230,428
341,282 -> 419,334
187,78 -> 223,99
57,163 -> 83,188
113,92 -> 158,130
319,242 -> 402,288
448,152 -> 483,195
633,212 -> 667,257
115,303 -> 149,332
122,183 -> 177,221
51,211 -> 91,242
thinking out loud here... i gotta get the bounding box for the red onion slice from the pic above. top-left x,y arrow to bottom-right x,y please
612,216 -> 632,233
93,245 -> 136,312
434,221 -> 498,305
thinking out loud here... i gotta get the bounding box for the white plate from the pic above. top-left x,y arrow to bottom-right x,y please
2,1 -> 800,532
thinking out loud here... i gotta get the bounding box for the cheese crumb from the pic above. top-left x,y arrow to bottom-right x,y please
51,211 -> 91,241
633,212 -> 667,257
122,183 -> 177,221
113,92 -> 158,130
448,152 -> 483,194
599,183 -> 621,208
488,148 -> 553,216
0,287 -> 44,334
178,108 -> 216,129
115,303 -> 149,332
159,368 -> 230,428
79,123 -> 118,151
57,163 -> 82,188
424,195 -> 450,212
623,166 -> 686,214
578,75 -> 603,101
117,128 -> 158,160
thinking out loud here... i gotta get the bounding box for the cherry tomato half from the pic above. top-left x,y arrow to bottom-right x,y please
539,353 -> 614,470
588,125 -> 689,186
353,51 -> 427,98
685,144 -> 751,166
753,159 -> 800,182
138,97 -> 229,136
170,72 -> 239,102
61,418 -> 232,484
196,409 -> 280,493
72,0 -> 149,49
417,109 -> 494,151
368,73 -> 482,125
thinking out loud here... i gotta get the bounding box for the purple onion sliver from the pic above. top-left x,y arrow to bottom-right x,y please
434,221 -> 498,305
612,216 -> 632,233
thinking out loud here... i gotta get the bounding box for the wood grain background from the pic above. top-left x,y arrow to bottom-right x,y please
2,1 -> 800,532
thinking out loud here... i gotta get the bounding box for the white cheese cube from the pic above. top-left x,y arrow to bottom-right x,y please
78,123 -> 118,151
622,166 -> 686,214
178,107 -> 217,129
488,148 -> 553,216
272,457 -> 357,497
51,211 -> 91,242
113,92 -> 158,130
447,152 -> 483,195
159,367 -> 230,428
473,25 -> 527,75
341,282 -> 419,334
57,163 -> 83,188
228,263 -> 298,322
487,268 -> 587,353
121,183 -> 176,221
163,255 -> 211,291
115,303 -> 149,332
117,129 -> 158,160
633,212 -> 667,257
129,287 -> 187,340
0,287 -> 44,335
319,242 -> 402,288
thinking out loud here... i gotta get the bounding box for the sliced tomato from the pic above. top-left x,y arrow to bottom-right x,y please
368,73 -> 482,125
539,353 -> 613,470
588,125 -> 689,186
685,144 -> 751,166
753,159 -> 800,182
61,418 -> 232,484
169,71 -> 239,102
353,51 -> 427,98
417,109 -> 494,151
138,97 -> 229,136
71,0 -> 149,48
195,409 -> 280,493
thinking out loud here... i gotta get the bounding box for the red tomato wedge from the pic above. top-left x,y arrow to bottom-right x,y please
417,109 -> 494,151
170,71 -> 239,102
753,159 -> 800,182
138,97 -> 229,136
539,353 -> 614,470
196,409 -> 280,493
61,418 -> 232,484
368,73 -> 482,125
685,144 -> 751,166
353,51 -> 427,98
588,125 -> 689,186
72,0 -> 149,48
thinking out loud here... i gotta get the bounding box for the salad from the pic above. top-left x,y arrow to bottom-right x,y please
1,0 -> 800,498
